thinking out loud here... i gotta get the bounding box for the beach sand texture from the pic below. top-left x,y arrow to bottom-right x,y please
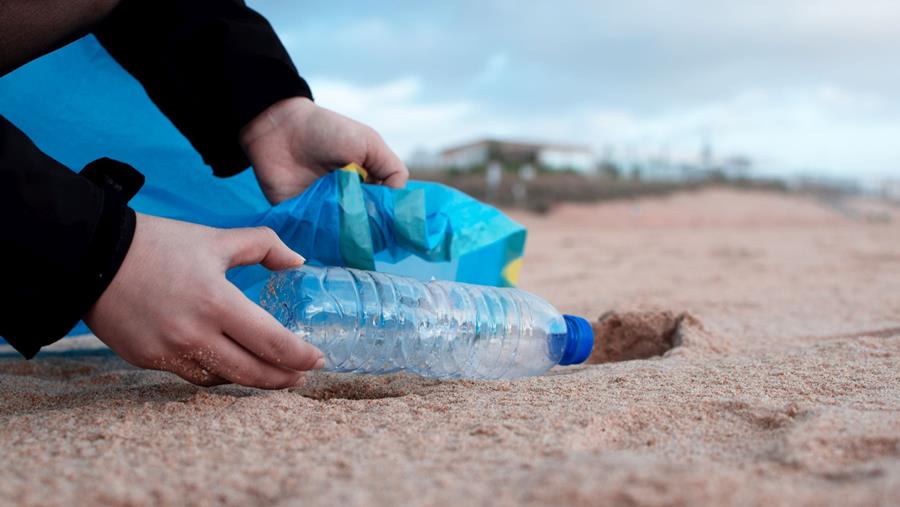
2,188 -> 899,506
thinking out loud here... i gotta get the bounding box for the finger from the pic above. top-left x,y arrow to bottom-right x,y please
198,334 -> 306,389
183,370 -> 230,388
222,226 -> 304,270
219,284 -> 324,372
361,130 -> 409,188
161,359 -> 229,387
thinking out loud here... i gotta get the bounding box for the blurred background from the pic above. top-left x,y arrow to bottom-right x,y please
252,0 -> 900,211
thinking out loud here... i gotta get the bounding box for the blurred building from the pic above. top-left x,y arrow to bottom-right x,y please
881,179 -> 900,202
440,139 -> 595,172
639,154 -> 754,182
790,174 -> 860,194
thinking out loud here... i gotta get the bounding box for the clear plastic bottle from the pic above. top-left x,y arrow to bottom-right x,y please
260,266 -> 594,379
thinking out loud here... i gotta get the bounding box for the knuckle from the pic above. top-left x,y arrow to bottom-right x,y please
160,318 -> 212,352
209,226 -> 233,247
365,125 -> 383,141
198,285 -> 227,315
160,317 -> 188,339
255,226 -> 278,242
269,332 -> 290,355
168,333 -> 194,353
265,332 -> 294,361
169,333 -> 201,356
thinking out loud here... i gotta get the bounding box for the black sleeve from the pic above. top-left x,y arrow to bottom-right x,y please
0,116 -> 142,358
94,0 -> 313,177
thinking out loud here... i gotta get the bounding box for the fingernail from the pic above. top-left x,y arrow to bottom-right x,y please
313,356 -> 325,370
295,253 -> 306,264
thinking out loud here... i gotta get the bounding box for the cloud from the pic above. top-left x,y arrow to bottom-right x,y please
308,76 -> 478,155
251,0 -> 900,178
310,76 -> 900,178
579,87 -> 900,176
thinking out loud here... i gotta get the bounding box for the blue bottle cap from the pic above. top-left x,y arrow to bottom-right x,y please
559,315 -> 594,365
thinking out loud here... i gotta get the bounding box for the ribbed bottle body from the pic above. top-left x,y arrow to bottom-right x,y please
261,266 -> 569,379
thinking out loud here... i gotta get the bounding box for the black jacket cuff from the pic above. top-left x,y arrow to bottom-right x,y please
8,159 -> 142,359
73,158 -> 143,338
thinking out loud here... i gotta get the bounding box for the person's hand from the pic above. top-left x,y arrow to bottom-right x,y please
84,213 -> 324,388
240,96 -> 409,204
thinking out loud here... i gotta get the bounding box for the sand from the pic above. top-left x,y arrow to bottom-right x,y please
2,187 -> 899,506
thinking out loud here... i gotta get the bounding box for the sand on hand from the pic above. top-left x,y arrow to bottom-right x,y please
2,188 -> 899,506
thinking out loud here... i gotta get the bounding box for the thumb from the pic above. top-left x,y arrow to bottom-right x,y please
360,128 -> 409,188
223,226 -> 305,270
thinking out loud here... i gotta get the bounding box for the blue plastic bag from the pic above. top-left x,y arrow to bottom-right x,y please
0,36 -> 526,341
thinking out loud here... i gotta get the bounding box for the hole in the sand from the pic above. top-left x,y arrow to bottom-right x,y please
587,310 -> 686,364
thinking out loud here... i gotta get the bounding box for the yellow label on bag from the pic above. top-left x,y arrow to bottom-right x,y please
341,162 -> 369,182
502,257 -> 523,286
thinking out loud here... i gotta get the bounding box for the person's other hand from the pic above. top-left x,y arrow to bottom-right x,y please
240,97 -> 409,204
84,213 -> 324,388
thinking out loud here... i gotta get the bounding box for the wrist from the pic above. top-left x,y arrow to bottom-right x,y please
239,96 -> 314,151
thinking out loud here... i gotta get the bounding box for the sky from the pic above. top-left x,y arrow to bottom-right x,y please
251,0 -> 900,180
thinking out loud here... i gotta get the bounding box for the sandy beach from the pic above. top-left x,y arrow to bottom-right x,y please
2,187 -> 899,506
